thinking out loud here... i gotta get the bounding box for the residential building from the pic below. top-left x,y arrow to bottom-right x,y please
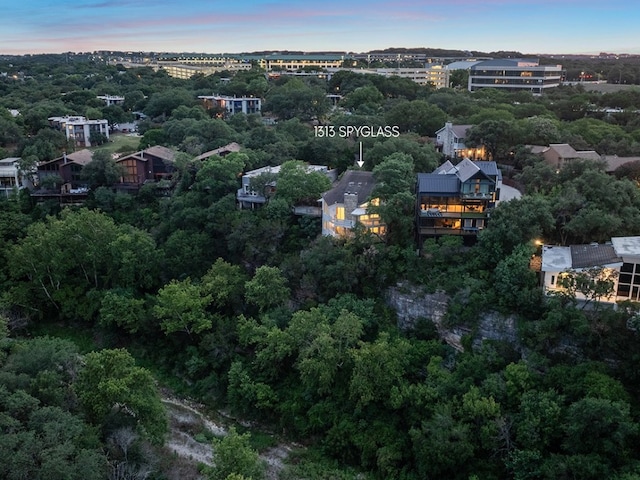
115,145 -> 176,191
0,157 -> 22,197
198,95 -> 262,116
238,163 -> 337,210
540,237 -> 640,304
416,159 -> 501,243
601,155 -> 640,174
97,95 -> 125,106
48,115 -> 110,147
536,144 -> 601,169
194,142 -> 242,161
321,170 -> 384,237
435,122 -> 486,159
32,150 -> 93,204
468,59 -> 563,94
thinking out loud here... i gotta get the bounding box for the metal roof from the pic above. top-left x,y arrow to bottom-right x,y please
570,244 -> 621,269
417,173 -> 459,194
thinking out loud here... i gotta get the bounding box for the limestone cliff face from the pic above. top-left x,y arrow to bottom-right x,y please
386,283 -> 519,352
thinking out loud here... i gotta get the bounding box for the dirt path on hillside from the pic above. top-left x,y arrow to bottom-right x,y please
161,392 -> 294,479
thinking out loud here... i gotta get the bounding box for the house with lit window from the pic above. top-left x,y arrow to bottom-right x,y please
321,170 -> 384,237
416,159 -> 501,245
115,145 -> 176,192
48,116 -> 109,147
435,122 -> 486,160
541,236 -> 640,305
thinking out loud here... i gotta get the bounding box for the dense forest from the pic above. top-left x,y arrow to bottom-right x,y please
2,56 -> 640,479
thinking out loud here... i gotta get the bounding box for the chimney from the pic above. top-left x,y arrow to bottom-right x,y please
344,192 -> 359,223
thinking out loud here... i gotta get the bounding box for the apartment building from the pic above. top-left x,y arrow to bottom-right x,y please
48,116 -> 109,147
198,95 -> 262,116
468,59 -> 563,94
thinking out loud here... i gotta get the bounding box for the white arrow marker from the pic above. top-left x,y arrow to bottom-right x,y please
357,141 -> 364,168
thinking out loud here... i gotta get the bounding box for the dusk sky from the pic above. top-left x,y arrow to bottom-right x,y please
1,0 -> 637,55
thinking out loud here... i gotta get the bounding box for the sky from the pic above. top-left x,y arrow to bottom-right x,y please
1,0 -> 638,56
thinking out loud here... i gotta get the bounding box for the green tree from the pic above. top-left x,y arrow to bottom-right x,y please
273,160 -> 331,207
80,149 -> 124,189
76,348 -> 167,443
244,265 -> 290,312
385,100 -> 447,137
153,278 -> 212,335
204,427 -> 265,480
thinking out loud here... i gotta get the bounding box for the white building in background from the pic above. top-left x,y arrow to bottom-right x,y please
97,95 -> 125,106
198,95 -> 262,116
0,157 -> 22,197
468,59 -> 563,94
48,116 -> 110,147
540,237 -> 640,305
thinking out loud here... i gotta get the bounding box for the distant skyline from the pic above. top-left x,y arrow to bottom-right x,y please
2,0 -> 638,56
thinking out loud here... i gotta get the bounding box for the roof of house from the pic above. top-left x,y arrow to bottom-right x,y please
0,157 -> 20,166
419,159 -> 500,194
435,124 -> 472,138
542,243 -> 622,271
38,149 -> 94,167
143,145 -> 176,162
417,173 -> 460,195
195,142 -> 242,161
611,236 -> 640,257
570,244 -> 621,269
541,245 -> 572,271
602,155 -> 640,173
548,144 -> 601,161
322,170 -> 375,206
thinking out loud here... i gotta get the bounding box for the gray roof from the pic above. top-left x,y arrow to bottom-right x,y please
602,155 -> 640,172
433,160 -> 455,174
417,173 -> 460,195
570,244 -> 621,269
541,245 -> 572,272
455,158 -> 481,183
471,58 -> 539,68
475,161 -> 500,177
611,236 -> 640,257
144,145 -> 176,162
322,170 -> 375,206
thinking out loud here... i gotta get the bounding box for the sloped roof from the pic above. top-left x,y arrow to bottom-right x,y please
452,125 -> 472,138
475,161 -> 500,177
433,160 -> 455,174
455,158 -> 481,183
195,142 -> 242,161
570,243 -> 621,269
322,170 -> 375,206
66,149 -> 94,165
602,155 -> 640,173
418,173 -> 459,195
144,145 -> 176,162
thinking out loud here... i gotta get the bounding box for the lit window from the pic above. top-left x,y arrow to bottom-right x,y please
336,207 -> 345,220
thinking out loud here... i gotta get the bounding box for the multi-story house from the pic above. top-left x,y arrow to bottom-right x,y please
48,115 -> 110,147
435,122 -> 486,160
237,164 -> 337,211
321,170 -> 384,237
0,157 -> 23,197
198,95 -> 262,116
468,59 -> 563,95
540,236 -> 640,305
115,146 -> 176,192
416,159 -> 501,244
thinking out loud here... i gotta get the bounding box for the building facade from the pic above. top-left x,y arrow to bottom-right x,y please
416,159 -> 501,243
48,116 -> 110,147
468,59 -> 563,94
540,237 -> 640,305
199,95 -> 262,116
435,122 -> 486,159
321,170 -> 384,237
